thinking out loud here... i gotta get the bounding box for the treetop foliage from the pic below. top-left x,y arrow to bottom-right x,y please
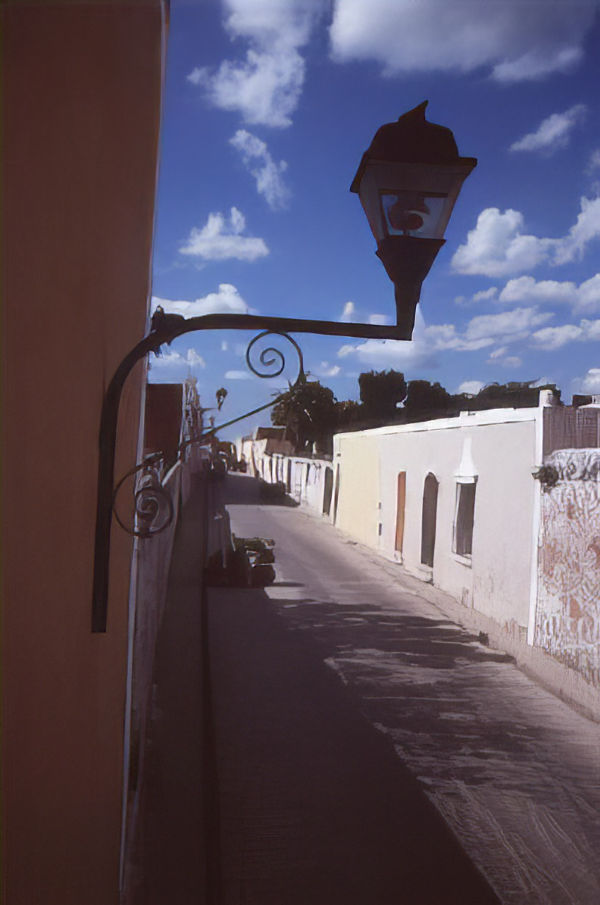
269,370 -> 562,453
358,369 -> 407,419
271,378 -> 337,453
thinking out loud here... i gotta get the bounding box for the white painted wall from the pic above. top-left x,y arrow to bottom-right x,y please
334,409 -> 540,631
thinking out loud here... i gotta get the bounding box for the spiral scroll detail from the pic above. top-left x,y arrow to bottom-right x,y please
112,456 -> 175,537
245,330 -> 305,385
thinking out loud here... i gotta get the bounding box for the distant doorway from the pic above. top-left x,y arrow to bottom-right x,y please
323,466 -> 334,516
421,473 -> 438,568
333,465 -> 341,524
394,472 -> 406,554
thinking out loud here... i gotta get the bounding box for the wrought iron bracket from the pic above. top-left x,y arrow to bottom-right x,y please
92,310 -> 404,632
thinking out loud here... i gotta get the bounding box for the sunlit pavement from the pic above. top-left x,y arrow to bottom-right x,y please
220,473 -> 600,905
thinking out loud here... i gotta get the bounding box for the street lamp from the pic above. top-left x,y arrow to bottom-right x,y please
351,101 -> 477,339
92,102 -> 475,631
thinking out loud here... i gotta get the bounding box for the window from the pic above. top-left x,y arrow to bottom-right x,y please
421,473 -> 438,567
395,472 -> 406,554
453,481 -> 476,556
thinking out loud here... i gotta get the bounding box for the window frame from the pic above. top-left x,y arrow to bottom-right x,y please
452,477 -> 477,560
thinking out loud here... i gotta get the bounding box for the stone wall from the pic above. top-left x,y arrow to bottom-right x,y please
536,449 -> 600,686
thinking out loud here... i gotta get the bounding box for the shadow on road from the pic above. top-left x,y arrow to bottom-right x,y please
209,584 -> 501,905
219,472 -> 298,507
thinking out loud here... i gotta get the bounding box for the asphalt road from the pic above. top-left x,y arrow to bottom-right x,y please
217,473 -> 600,905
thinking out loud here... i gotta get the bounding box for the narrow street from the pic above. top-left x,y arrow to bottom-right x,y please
215,473 -> 600,905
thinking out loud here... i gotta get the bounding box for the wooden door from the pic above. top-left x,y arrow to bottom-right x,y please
394,472 -> 406,553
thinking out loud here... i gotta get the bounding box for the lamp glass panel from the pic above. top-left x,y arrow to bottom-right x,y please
381,191 -> 447,239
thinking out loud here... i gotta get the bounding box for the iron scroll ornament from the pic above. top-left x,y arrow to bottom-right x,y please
111,329 -> 306,539
92,308 -> 404,632
112,453 -> 175,538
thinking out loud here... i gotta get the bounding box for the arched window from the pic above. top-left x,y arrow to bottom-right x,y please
323,466 -> 334,515
453,480 -> 476,556
421,473 -> 439,567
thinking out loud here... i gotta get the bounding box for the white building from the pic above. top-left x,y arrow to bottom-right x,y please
333,394 -> 600,655
245,394 -> 600,701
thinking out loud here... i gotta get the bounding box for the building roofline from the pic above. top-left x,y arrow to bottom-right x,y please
334,405 -> 541,440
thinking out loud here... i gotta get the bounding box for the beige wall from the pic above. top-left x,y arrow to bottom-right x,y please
335,410 -> 540,631
1,2 -> 166,902
333,433 -> 381,549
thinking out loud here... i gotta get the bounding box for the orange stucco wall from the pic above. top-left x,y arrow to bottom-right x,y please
1,2 -> 166,902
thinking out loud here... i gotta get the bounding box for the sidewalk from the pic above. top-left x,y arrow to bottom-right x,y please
127,475 -> 209,905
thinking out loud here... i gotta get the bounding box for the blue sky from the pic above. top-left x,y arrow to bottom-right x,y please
150,0 -> 600,439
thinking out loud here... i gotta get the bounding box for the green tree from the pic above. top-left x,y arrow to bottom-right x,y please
334,399 -> 362,431
404,380 -> 453,418
271,379 -> 337,453
471,381 -> 561,410
358,370 -> 407,421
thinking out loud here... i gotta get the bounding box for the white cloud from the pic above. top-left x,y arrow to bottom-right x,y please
464,306 -> 553,344
314,361 -> 342,378
329,0 -> 596,81
509,105 -> 586,153
452,197 -> 600,277
578,368 -> 600,392
486,346 -> 523,366
338,304 -> 557,370
337,309 -> 439,368
531,316 -> 600,349
581,317 -> 600,340
186,68 -> 203,86
337,336 -> 436,369
179,208 -> 269,262
151,348 -> 206,369
587,149 -> 600,173
336,316 -> 492,370
458,380 -> 484,395
531,324 -> 584,350
224,370 -> 254,380
339,300 -> 388,324
554,197 -> 600,265
498,273 -> 600,313
230,129 -> 290,209
335,304 -> 541,370
473,287 -> 499,303
499,276 -> 578,306
340,301 -> 356,322
452,208 -> 552,277
152,283 -> 253,317
189,0 -> 325,128
465,308 -> 554,344
492,46 -> 583,83
186,349 -> 205,367
455,287 -> 499,307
